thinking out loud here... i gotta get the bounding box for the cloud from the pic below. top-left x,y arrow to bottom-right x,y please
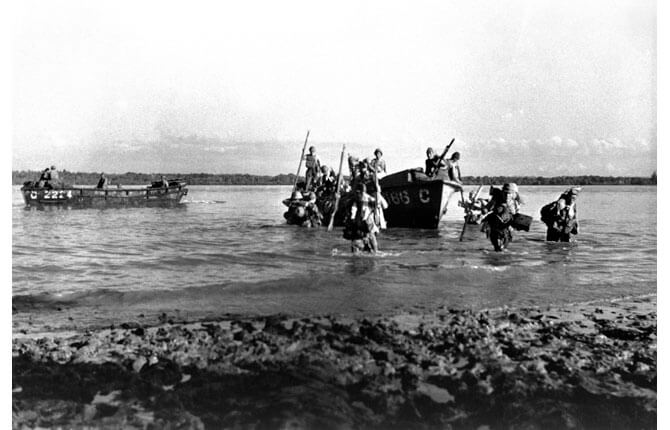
111,141 -> 142,152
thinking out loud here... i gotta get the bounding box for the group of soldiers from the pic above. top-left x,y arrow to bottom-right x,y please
460,182 -> 581,251
282,146 -> 388,253
34,165 -> 61,189
284,142 -> 582,253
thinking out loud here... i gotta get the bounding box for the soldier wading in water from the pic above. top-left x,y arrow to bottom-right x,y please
343,182 -> 387,254
481,183 -> 524,251
541,187 -> 581,242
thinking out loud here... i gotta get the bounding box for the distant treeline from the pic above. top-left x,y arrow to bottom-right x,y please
463,174 -> 657,186
13,170 -> 657,186
12,171 -> 297,186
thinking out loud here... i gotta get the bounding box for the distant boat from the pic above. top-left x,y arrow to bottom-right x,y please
379,169 -> 463,229
20,179 -> 188,208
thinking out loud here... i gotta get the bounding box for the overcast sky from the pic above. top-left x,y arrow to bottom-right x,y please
11,0 -> 656,176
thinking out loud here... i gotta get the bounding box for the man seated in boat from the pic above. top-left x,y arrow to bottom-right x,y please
347,156 -> 374,191
96,173 -> 109,189
425,148 -> 448,177
36,167 -> 51,188
446,152 -> 462,184
316,165 -> 336,195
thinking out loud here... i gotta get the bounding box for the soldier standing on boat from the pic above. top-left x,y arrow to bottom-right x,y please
425,139 -> 455,177
96,173 -> 109,189
541,187 -> 581,242
303,146 -> 321,191
425,148 -> 447,177
371,148 -> 386,178
36,168 -> 50,188
446,152 -> 462,184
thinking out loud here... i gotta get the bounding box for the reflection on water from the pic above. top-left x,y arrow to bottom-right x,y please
12,185 -> 656,317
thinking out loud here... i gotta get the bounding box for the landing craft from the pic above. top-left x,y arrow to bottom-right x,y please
379,169 -> 463,229
283,169 -> 463,229
20,179 -> 188,208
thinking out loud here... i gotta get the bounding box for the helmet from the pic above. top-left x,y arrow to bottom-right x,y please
374,148 -> 383,156
309,146 -> 316,152
451,152 -> 460,160
503,183 -> 518,193
290,191 -> 302,200
568,187 -> 581,195
426,147 -> 435,156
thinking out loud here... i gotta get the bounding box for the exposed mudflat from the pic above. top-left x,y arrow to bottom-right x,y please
12,295 -> 656,429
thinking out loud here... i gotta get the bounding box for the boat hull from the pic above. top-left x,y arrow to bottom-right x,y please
20,183 -> 188,208
379,169 -> 463,229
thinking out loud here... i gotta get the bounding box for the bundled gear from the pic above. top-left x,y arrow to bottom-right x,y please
481,183 -> 529,251
541,187 -> 581,242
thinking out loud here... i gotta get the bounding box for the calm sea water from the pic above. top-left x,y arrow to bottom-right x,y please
12,185 -> 656,319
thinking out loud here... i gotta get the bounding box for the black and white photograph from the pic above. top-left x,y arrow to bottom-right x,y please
9,0 -> 659,428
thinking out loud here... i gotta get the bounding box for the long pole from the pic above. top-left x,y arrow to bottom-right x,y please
373,167 -> 385,230
292,130 -> 310,193
327,144 -> 346,231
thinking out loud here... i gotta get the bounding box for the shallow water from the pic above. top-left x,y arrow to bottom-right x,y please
12,185 -> 656,318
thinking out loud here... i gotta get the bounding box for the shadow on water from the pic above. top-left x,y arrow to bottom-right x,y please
345,256 -> 378,276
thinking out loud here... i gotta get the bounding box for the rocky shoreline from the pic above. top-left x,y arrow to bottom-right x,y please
12,295 -> 656,429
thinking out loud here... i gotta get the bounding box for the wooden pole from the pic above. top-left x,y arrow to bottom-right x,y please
373,167 -> 385,230
327,144 -> 346,231
292,130 -> 311,193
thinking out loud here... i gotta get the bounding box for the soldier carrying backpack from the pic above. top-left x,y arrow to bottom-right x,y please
540,187 -> 582,242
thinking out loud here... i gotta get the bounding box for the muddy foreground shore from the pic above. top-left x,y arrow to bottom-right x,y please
13,295 -> 656,429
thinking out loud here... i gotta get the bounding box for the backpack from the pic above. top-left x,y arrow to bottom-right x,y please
540,201 -> 557,225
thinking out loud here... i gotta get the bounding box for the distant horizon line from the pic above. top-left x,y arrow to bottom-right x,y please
11,170 -> 657,179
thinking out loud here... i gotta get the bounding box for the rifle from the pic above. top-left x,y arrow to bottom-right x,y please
292,130 -> 310,193
327,144 -> 346,231
430,138 -> 456,177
